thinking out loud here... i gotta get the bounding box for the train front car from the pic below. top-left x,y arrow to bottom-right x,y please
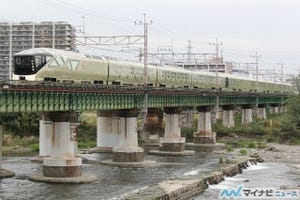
12,48 -> 53,81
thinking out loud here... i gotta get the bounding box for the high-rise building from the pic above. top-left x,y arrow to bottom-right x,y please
0,21 -> 76,80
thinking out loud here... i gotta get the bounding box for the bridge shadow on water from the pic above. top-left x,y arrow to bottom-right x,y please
1,151 -> 219,200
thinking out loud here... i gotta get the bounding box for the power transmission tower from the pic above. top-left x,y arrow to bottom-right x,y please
135,14 -> 152,128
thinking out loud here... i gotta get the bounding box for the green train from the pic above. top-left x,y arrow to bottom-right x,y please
12,48 -> 292,93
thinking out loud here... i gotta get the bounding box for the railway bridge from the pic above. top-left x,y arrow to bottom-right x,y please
0,82 -> 288,181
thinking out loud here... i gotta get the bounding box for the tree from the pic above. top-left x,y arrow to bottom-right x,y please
0,112 -> 39,137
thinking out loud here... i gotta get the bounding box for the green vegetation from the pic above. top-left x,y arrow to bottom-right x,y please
240,149 -> 248,155
181,127 -> 197,142
247,142 -> 256,148
29,143 -> 39,152
78,141 -> 96,149
77,113 -> 97,144
226,145 -> 234,152
0,113 -> 39,137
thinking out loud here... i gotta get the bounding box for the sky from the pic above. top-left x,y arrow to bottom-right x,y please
1,0 -> 300,77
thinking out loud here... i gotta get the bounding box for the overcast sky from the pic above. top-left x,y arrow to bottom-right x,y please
1,0 -> 300,76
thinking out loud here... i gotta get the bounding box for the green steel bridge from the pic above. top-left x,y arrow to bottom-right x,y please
0,82 -> 288,113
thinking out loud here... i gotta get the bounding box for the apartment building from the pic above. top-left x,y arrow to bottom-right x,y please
0,21 -> 76,80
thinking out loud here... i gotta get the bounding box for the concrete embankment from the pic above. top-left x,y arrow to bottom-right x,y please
122,158 -> 259,200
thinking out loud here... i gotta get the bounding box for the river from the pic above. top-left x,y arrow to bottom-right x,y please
1,152 -> 219,200
1,153 -> 299,199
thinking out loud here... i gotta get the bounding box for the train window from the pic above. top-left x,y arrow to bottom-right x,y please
49,59 -> 59,67
49,56 -> 65,67
70,60 -> 79,71
14,56 -> 35,75
35,56 -> 45,69
56,56 -> 65,66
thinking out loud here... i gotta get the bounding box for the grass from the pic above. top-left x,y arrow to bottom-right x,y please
78,141 -> 96,149
29,143 -> 39,152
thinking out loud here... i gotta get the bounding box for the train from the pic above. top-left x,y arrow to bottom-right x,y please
11,48 -> 292,93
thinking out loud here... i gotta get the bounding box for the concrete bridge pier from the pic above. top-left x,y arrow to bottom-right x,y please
140,108 -> 164,152
256,104 -> 267,119
39,113 -> 53,157
112,109 -> 144,162
0,126 -> 15,178
90,110 -> 120,153
99,109 -> 156,167
279,104 -> 287,113
241,105 -> 253,124
282,104 -> 288,113
149,107 -> 194,156
193,106 -> 216,144
222,105 -> 235,128
270,104 -> 279,114
161,107 -> 185,151
180,107 -> 194,128
30,112 -> 96,183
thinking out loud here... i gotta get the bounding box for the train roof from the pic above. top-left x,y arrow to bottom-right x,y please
15,48 -> 86,58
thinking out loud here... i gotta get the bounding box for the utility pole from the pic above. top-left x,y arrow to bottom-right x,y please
82,16 -> 85,36
250,51 -> 260,91
209,38 -> 223,88
276,62 -> 284,84
187,40 -> 192,64
209,38 -> 222,120
135,14 -> 152,128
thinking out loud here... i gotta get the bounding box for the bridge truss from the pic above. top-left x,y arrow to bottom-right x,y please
0,83 -> 288,113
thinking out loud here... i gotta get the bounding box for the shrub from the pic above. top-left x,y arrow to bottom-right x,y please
240,149 -> 247,155
181,127 -> 197,142
247,142 -> 256,148
77,113 -> 97,142
226,145 -> 234,152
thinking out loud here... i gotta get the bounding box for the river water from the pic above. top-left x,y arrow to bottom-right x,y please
1,153 -> 299,200
0,152 -> 219,200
